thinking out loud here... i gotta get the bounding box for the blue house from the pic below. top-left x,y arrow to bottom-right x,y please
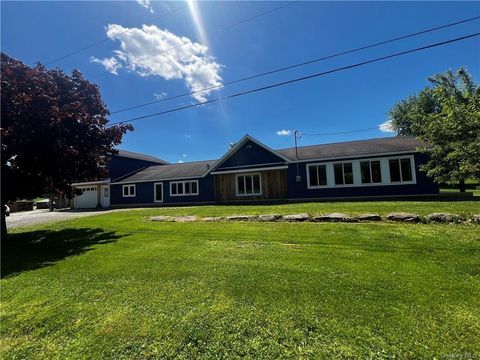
72,135 -> 438,208
71,149 -> 168,208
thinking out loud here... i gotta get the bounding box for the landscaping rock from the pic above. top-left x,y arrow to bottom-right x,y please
149,216 -> 174,222
473,215 -> 480,224
226,215 -> 258,221
313,213 -> 356,222
258,214 -> 281,222
386,212 -> 421,222
203,216 -> 224,222
282,213 -> 310,222
425,213 -> 462,223
356,213 -> 382,222
173,216 -> 198,222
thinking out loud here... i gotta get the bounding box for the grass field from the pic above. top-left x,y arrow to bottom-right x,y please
1,203 -> 480,359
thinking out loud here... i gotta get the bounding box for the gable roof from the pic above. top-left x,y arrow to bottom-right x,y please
112,160 -> 216,183
115,149 -> 169,164
276,136 -> 428,161
208,135 -> 291,173
112,135 -> 427,184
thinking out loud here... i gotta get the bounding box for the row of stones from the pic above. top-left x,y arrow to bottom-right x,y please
150,212 -> 480,224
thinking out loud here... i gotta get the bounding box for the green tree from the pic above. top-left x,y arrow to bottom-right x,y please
388,68 -> 480,192
1,53 -> 133,237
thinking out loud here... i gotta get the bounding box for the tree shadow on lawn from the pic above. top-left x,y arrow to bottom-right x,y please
1,228 -> 126,278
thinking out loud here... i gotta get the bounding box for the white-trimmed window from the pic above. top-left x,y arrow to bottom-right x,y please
389,158 -> 413,182
236,173 -> 261,196
333,162 -> 353,185
170,180 -> 199,196
360,160 -> 382,184
307,164 -> 327,188
122,184 -> 136,197
154,182 -> 163,202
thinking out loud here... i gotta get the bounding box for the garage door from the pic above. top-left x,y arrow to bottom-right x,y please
74,186 -> 98,208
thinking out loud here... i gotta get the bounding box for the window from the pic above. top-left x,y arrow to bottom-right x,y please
333,162 -> 353,185
389,158 -> 413,182
236,173 -> 261,196
307,164 -> 327,188
154,183 -> 163,202
122,184 -> 135,197
360,160 -> 382,184
170,180 -> 199,196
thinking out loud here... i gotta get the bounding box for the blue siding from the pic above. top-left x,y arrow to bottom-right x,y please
108,156 -> 163,181
287,153 -> 438,198
109,152 -> 438,206
110,176 -> 215,205
216,140 -> 286,170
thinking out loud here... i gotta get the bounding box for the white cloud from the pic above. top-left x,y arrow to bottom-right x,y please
90,56 -> 122,75
276,129 -> 292,136
137,0 -> 154,13
153,92 -> 168,100
182,154 -> 187,158
92,24 -> 223,102
379,120 -> 396,133
178,160 -> 184,163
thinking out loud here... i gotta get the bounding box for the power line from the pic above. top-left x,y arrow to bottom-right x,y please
109,15 -> 480,115
218,1 -> 296,32
107,32 -> 480,127
45,5 -> 187,66
91,1 -> 297,80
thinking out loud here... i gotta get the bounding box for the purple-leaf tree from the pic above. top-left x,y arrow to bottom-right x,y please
1,53 -> 133,237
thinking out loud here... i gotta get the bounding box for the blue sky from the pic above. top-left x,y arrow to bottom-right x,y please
2,1 -> 479,164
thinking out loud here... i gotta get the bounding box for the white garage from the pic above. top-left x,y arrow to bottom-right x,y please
72,180 -> 111,209
74,186 -> 98,209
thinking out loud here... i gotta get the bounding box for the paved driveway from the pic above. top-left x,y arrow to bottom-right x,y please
6,209 -> 115,229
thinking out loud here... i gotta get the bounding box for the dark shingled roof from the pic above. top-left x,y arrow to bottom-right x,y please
276,136 -> 428,161
116,149 -> 169,164
113,136 -> 427,183
114,160 -> 216,182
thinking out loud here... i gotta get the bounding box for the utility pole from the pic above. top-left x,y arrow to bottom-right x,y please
294,130 -> 301,182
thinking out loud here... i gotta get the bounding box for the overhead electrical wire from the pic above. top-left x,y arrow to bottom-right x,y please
109,15 -> 480,115
45,4 -> 187,66
90,1 -> 297,79
107,32 -> 480,127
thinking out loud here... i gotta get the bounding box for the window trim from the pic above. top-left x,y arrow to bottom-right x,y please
306,163 -> 328,189
169,180 -> 199,197
360,159 -> 382,184
304,155 -> 416,189
235,173 -> 262,196
154,182 -> 163,203
122,184 -> 136,197
333,162 -> 354,186
388,156 -> 416,184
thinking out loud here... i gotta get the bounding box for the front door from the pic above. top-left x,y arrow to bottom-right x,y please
101,185 -> 110,207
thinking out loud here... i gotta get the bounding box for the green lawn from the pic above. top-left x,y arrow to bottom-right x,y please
1,207 -> 480,359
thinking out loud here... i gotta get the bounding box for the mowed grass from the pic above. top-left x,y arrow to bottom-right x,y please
1,209 -> 480,359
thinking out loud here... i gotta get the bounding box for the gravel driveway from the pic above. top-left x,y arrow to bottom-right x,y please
6,209 -> 115,229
